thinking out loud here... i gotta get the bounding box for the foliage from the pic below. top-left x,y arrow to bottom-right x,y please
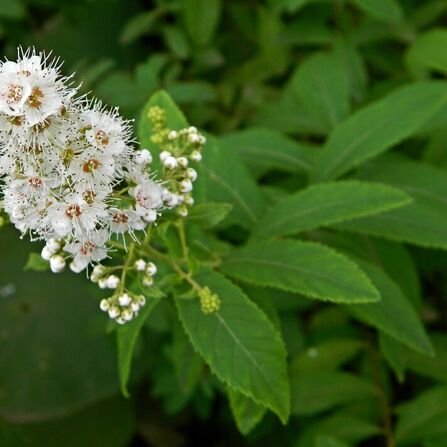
2,0 -> 447,446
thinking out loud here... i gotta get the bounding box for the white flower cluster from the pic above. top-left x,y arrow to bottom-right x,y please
0,49 -> 206,325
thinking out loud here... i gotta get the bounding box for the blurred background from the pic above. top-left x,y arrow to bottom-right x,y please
1,0 -> 447,446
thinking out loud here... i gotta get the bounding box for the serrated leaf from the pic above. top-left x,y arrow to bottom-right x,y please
290,51 -> 350,132
117,298 -> 160,397
228,388 -> 266,435
176,270 -> 290,423
220,127 -> 315,178
336,157 -> 447,249
186,202 -> 233,228
195,137 -> 265,229
396,386 -> 447,445
253,181 -> 411,240
347,259 -> 434,355
311,82 -> 447,182
350,0 -> 403,22
221,240 -> 380,304
291,371 -> 376,416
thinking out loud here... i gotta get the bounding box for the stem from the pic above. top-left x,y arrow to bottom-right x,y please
364,332 -> 395,447
177,219 -> 189,261
118,242 -> 136,294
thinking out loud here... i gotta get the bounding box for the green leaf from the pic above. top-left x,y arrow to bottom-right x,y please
347,259 -> 434,355
183,0 -> 221,46
350,0 -> 403,22
220,240 -> 380,304
336,157 -> 447,249
176,270 -> 290,423
186,202 -> 233,228
195,137 -> 265,229
290,51 -> 350,132
406,28 -> 447,77
253,181 -> 411,240
228,388 -> 266,435
396,386 -> 447,445
311,82 -> 447,182
291,371 -> 376,416
24,253 -> 50,272
138,90 -> 188,155
119,10 -> 161,45
316,435 -> 351,447
219,127 -> 315,178
379,332 -> 407,382
117,298 -> 160,397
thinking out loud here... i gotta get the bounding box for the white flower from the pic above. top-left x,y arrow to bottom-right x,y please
64,229 -> 109,272
134,149 -> 152,165
133,180 -> 163,216
109,208 -> 145,234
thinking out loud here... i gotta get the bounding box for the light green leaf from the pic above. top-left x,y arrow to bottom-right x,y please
290,51 -> 350,132
24,252 -> 50,272
406,28 -> 447,77
228,388 -> 266,435
117,298 -> 160,397
138,90 -> 188,155
176,270 -> 290,423
253,181 -> 411,240
183,0 -> 221,46
220,240 -> 380,303
312,82 -> 447,182
396,386 -> 447,445
291,371 -> 376,416
347,259 -> 434,355
350,0 -> 403,22
195,138 -> 265,229
336,156 -> 447,249
186,202 -> 233,228
219,127 -> 315,178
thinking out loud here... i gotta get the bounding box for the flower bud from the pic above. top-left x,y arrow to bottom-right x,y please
159,150 -> 171,162
177,206 -> 188,217
122,309 -> 133,321
184,195 -> 194,206
187,168 -> 197,181
118,293 -> 132,306
179,179 -> 193,193
168,130 -> 177,140
131,302 -> 140,312
142,276 -> 154,287
177,156 -> 188,167
190,151 -> 202,162
50,255 -> 66,273
163,156 -> 178,169
92,264 -> 105,278
41,245 -> 54,261
135,149 -> 152,165
106,275 -> 120,289
135,259 -> 146,271
142,208 -> 157,223
108,306 -> 120,319
46,238 -> 61,252
146,262 -> 157,276
98,278 -> 108,289
99,299 -> 110,311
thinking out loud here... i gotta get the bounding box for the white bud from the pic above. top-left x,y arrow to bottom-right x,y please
131,302 -> 140,312
162,188 -> 172,201
143,276 -> 154,287
92,264 -> 105,278
46,238 -> 61,252
180,179 -> 193,193
165,194 -> 179,208
138,295 -> 146,306
159,150 -> 171,162
163,156 -> 178,169
115,317 -> 126,325
100,299 -> 110,312
142,208 -> 157,223
135,259 -> 146,271
178,207 -> 188,217
168,130 -> 177,140
98,278 -> 108,289
187,168 -> 197,181
188,126 -> 198,134
108,306 -> 120,319
198,135 -> 206,145
146,262 -> 157,276
50,255 -> 66,273
135,149 -> 152,165
118,293 -> 132,307
184,196 -> 194,206
177,156 -> 188,167
69,259 -> 84,274
190,151 -> 202,162
122,309 -> 133,321
41,245 -> 54,261
106,275 -> 120,289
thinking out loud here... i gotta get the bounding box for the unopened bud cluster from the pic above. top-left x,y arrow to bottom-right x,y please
148,106 -> 205,217
198,287 -> 221,314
